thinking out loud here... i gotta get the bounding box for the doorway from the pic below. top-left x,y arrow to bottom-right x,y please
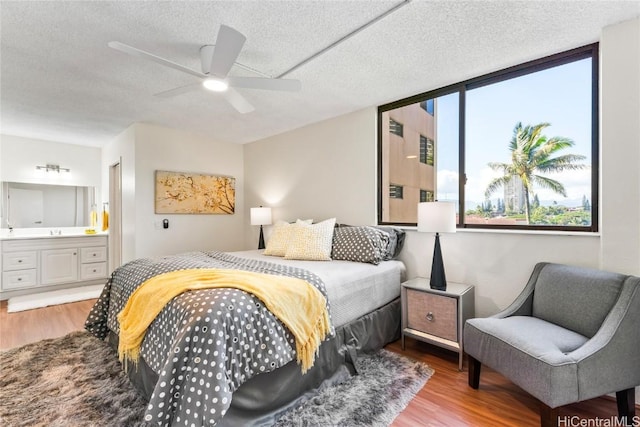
108,161 -> 122,273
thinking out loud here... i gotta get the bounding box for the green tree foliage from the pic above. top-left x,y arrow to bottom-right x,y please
484,122 -> 587,224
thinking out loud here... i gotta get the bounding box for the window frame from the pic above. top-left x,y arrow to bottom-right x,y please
377,43 -> 599,232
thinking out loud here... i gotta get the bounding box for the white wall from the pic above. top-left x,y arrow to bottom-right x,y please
0,134 -> 102,231
243,18 -> 640,318
243,108 -> 378,248
0,134 -> 101,187
102,123 -> 246,264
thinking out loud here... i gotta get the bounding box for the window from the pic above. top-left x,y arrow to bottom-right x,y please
389,184 -> 404,199
378,44 -> 598,232
389,119 -> 403,137
420,135 -> 434,165
420,99 -> 434,115
420,190 -> 433,203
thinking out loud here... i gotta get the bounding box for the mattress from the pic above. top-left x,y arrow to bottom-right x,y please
229,250 -> 406,327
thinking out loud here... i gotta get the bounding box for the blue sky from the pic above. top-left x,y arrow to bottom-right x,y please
435,58 -> 592,207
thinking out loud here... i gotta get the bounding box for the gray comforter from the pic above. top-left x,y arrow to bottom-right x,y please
85,251 -> 332,426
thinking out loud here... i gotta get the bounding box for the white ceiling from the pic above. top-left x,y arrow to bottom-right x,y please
1,1 -> 639,147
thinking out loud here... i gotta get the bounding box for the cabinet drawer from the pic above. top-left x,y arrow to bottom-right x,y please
406,289 -> 457,341
80,247 -> 107,263
3,251 -> 37,271
2,269 -> 37,290
80,262 -> 107,280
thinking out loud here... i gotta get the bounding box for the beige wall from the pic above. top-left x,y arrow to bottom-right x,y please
243,108 -> 377,248
101,124 -> 137,265
600,17 -> 640,276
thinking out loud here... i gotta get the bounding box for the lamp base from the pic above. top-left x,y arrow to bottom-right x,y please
430,233 -> 447,291
258,225 -> 265,250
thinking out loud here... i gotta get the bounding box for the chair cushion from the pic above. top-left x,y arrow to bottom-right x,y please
532,264 -> 625,338
464,316 -> 589,408
467,316 -> 588,360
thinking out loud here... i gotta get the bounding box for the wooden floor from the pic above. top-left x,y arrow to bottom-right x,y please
0,300 -> 632,426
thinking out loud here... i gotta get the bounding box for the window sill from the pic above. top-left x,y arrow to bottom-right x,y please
396,225 -> 600,238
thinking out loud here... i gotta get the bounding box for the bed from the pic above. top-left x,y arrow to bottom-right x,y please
85,222 -> 406,426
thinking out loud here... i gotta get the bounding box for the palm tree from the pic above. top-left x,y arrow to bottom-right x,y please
484,122 -> 587,224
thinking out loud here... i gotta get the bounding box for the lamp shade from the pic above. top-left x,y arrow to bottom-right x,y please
417,201 -> 456,233
250,207 -> 272,226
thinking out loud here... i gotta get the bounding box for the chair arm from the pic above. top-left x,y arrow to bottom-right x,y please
567,277 -> 640,398
491,262 -> 548,319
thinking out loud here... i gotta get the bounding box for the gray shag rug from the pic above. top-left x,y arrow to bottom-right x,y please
0,331 -> 433,426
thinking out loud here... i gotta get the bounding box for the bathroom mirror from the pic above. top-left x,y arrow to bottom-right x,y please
1,182 -> 96,228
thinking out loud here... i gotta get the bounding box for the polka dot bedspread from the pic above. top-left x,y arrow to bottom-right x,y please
85,251 -> 332,426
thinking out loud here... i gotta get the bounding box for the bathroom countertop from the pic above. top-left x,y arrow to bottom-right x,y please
0,229 -> 108,240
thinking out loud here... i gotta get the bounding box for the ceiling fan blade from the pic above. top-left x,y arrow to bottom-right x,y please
227,76 -> 301,92
209,25 -> 246,78
154,82 -> 202,98
108,41 -> 205,79
223,88 -> 254,114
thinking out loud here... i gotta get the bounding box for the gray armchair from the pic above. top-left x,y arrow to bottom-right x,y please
463,262 -> 640,427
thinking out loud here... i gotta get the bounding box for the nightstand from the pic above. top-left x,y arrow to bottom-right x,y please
401,278 -> 475,370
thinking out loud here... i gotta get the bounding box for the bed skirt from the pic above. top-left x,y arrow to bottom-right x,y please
108,297 -> 400,426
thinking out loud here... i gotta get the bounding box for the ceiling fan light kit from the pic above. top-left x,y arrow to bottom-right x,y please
109,24 -> 301,113
202,78 -> 229,92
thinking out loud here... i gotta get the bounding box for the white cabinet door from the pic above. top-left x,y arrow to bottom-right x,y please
41,248 -> 78,285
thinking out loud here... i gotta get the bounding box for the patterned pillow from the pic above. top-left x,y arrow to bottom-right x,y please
284,218 -> 337,261
331,226 -> 387,265
372,226 -> 406,260
264,219 -> 312,256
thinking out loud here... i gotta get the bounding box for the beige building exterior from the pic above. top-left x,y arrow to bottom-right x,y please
381,100 -> 436,223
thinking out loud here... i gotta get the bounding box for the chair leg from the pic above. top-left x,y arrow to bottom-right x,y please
468,355 -> 481,389
539,403 -> 559,427
616,388 -> 636,426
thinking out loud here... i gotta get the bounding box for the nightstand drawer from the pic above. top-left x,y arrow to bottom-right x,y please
406,289 -> 457,341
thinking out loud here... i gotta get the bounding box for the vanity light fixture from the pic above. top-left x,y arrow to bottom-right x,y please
36,164 -> 71,173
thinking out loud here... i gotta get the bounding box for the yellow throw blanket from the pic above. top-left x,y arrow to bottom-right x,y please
117,268 -> 331,374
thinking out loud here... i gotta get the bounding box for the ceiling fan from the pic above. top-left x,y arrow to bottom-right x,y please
108,25 -> 301,114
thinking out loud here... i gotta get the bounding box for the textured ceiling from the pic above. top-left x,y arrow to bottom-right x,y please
1,1 -> 639,147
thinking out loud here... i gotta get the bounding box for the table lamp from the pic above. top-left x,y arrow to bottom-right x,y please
417,201 -> 456,291
250,206 -> 272,250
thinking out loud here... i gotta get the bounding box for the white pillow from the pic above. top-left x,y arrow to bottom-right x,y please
284,218 -> 337,261
264,219 -> 313,256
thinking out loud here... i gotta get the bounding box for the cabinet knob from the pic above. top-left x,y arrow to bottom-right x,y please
93,253 -> 97,257
92,269 -> 97,273
17,277 -> 22,281
426,312 -> 434,322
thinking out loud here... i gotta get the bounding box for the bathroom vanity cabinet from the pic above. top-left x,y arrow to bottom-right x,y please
1,234 -> 108,300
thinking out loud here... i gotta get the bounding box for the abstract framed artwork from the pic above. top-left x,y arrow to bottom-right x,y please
154,170 -> 235,214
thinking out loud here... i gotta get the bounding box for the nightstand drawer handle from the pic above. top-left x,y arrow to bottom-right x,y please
426,312 -> 434,322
